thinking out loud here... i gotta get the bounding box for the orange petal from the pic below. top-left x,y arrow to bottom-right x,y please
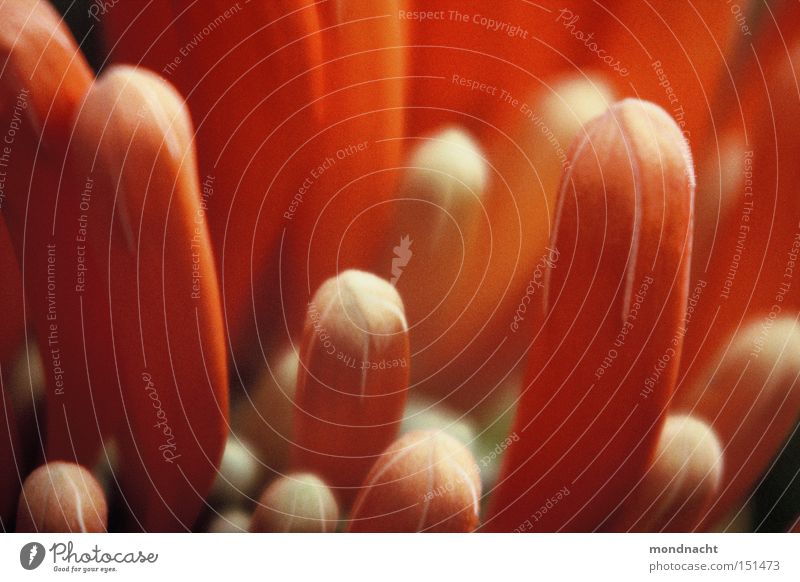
679,41 -> 800,402
404,0 -> 602,138
0,0 -> 93,145
292,270 -> 409,506
694,3 -> 800,271
277,1 -> 408,347
68,65 -> 228,531
347,430 -> 481,532
383,126 -> 489,405
692,131 -> 748,276
709,1 -> 800,130
165,1 -> 325,360
596,0 -> 749,150
486,99 -> 695,531
1,0 -> 98,464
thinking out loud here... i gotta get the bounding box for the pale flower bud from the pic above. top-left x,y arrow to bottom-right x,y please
250,473 -> 339,533
16,462 -> 107,533
348,430 -> 481,532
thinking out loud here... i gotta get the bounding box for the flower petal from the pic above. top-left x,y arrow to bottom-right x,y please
404,0 -> 602,137
146,1 -> 327,358
277,1 -> 408,348
413,76 -> 615,411
679,41 -> 800,408
68,65 -> 228,531
486,99 -> 694,531
0,0 -> 98,463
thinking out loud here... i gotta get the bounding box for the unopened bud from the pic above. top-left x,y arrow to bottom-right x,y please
613,414 -> 722,532
250,473 -> 339,533
293,270 -> 409,505
16,462 -> 107,533
348,430 -> 481,532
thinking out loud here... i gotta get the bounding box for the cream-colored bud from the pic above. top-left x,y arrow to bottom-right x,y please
348,430 -> 481,532
250,473 -> 339,533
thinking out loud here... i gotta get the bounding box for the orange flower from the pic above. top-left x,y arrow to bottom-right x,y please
1,0 -> 799,534
674,318 -> 800,529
